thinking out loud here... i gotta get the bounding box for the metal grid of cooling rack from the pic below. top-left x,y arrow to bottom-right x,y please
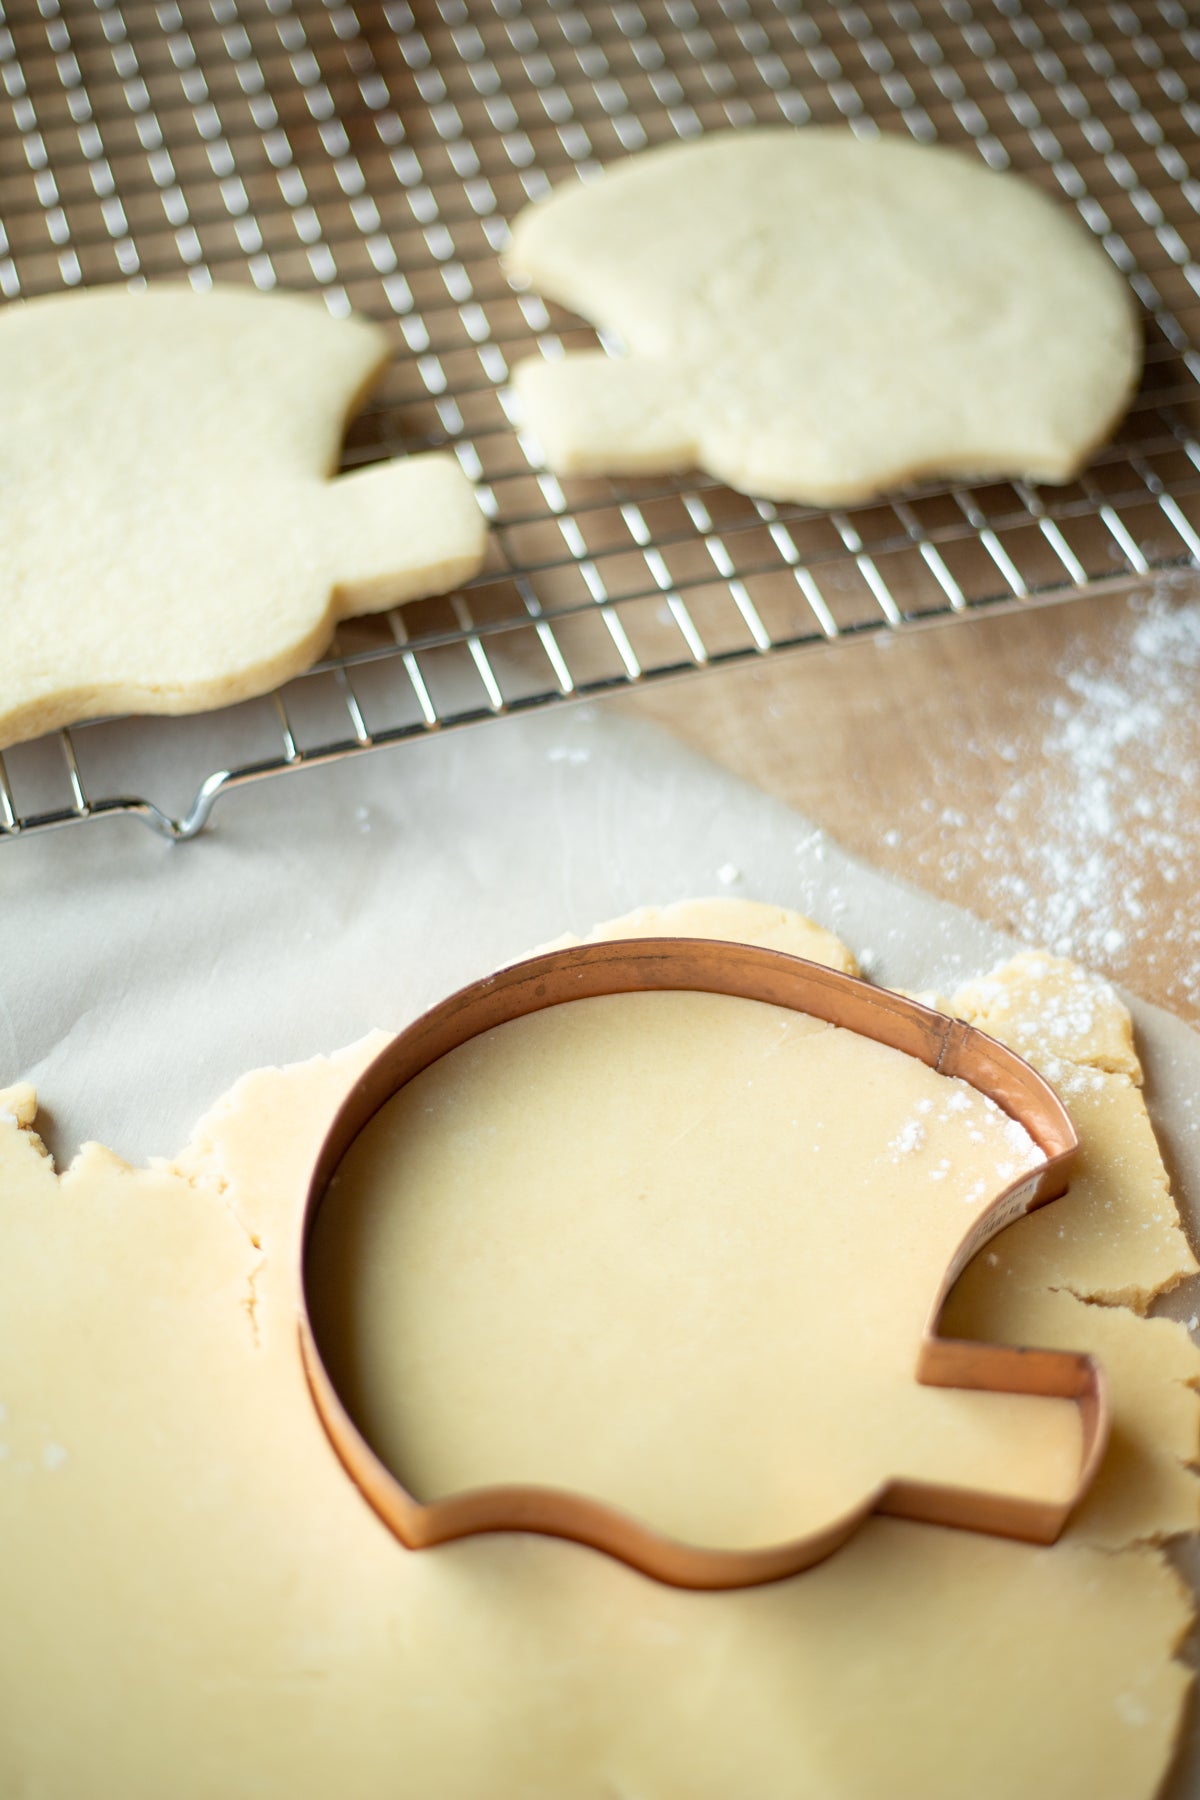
2,0 -> 1200,839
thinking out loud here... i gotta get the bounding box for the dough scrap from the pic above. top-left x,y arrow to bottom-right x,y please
934,949 -> 1200,1552
953,951 -> 1144,1080
946,1280 -> 1200,1548
537,894 -> 861,973
0,287 -> 487,748
507,128 -> 1140,505
0,902 -> 1196,1799
947,954 -> 1198,1310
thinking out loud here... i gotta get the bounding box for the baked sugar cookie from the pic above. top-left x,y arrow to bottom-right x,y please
0,287 -> 486,748
507,129 -> 1141,504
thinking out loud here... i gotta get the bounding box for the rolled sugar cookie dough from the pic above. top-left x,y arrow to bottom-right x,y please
0,899 -> 1196,1798
507,128 -> 1141,504
0,287 -> 487,748
311,992 -> 1082,1554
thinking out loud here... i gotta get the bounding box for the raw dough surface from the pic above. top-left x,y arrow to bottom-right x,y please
0,901 -> 1196,1799
310,990 -> 1079,1550
0,287 -> 487,748
507,128 -> 1140,504
944,952 -> 1198,1310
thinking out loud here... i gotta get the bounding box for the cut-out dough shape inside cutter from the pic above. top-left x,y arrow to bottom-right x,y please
298,939 -> 1109,1590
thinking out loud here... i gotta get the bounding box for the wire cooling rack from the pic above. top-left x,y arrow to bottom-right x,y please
2,0 -> 1199,839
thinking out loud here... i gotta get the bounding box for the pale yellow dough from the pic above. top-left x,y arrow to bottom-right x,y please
0,287 -> 487,748
311,991 -> 1081,1549
0,900 -> 1196,1798
507,128 -> 1141,504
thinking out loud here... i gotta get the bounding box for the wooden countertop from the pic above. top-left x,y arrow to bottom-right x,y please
622,579 -> 1200,1025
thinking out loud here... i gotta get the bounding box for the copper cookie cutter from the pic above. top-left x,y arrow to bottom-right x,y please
298,937 -> 1109,1590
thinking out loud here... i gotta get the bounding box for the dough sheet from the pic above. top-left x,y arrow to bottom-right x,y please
1,896 -> 1197,1797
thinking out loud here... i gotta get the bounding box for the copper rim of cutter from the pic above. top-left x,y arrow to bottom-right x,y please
298,938 -> 1110,1591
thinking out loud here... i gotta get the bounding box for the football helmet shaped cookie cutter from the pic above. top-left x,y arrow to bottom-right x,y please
298,938 -> 1108,1590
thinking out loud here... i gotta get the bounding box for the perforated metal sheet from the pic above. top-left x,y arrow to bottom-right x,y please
2,0 -> 1199,838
